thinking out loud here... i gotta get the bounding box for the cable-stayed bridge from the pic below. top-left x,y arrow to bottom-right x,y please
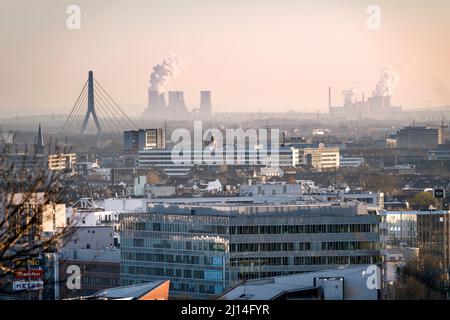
60,71 -> 137,136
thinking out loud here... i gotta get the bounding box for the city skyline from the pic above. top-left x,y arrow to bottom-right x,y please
0,0 -> 450,117
3,0 -> 450,306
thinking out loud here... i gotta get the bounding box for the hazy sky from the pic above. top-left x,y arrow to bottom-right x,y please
1,0 -> 449,117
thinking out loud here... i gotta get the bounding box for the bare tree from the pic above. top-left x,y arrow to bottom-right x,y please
0,143 -> 77,292
392,254 -> 448,300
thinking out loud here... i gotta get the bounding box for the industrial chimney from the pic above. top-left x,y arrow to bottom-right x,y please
328,87 -> 332,111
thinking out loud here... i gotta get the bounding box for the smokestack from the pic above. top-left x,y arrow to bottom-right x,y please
362,93 -> 365,102
328,87 -> 331,110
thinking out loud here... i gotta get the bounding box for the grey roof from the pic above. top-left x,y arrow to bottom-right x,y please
219,265 -> 378,300
93,280 -> 166,299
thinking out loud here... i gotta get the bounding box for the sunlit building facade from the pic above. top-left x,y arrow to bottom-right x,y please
120,202 -> 385,299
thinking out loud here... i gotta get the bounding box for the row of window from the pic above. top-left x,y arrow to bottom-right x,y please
123,265 -> 221,281
230,224 -> 377,235
230,241 -> 380,252
126,238 -> 227,252
171,282 -> 223,295
294,255 -> 379,265
230,257 -> 289,267
230,255 -> 381,267
231,242 -> 294,252
81,276 -> 119,286
122,222 -> 228,235
122,252 -> 223,266
238,270 -> 303,280
122,222 -> 379,236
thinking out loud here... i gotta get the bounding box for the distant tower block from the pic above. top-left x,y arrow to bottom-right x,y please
200,91 -> 212,117
80,71 -> 102,135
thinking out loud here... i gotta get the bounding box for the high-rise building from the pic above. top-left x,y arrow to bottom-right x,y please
124,129 -> 165,153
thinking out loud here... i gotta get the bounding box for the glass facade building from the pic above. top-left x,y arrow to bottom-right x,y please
120,203 -> 385,299
417,211 -> 450,272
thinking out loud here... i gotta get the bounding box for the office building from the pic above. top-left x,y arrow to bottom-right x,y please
289,143 -> 340,170
124,129 -> 165,153
384,211 -> 418,247
48,153 -> 77,171
120,199 -> 385,299
339,156 -> 364,168
59,223 -> 120,299
59,248 -> 120,299
137,145 -> 280,177
417,210 -> 450,272
397,126 -> 443,149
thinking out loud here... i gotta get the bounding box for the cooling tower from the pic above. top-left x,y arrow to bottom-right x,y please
200,91 -> 212,116
168,91 -> 186,112
148,90 -> 166,111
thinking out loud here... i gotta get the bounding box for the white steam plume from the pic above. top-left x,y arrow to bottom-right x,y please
374,68 -> 399,97
149,53 -> 187,93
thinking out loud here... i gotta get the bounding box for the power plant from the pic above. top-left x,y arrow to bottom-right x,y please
328,68 -> 402,120
328,87 -> 402,120
142,89 -> 212,120
142,55 -> 212,120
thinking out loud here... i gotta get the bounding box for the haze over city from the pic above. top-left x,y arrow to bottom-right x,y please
4,0 -> 450,309
1,0 -> 450,117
